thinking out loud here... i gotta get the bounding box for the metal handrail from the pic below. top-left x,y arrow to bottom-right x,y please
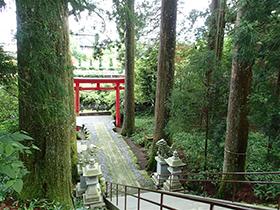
154,177 -> 280,184
105,181 -> 275,210
157,171 -> 280,176
153,171 -> 280,205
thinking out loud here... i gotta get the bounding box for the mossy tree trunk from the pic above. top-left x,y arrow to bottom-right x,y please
121,0 -> 135,137
219,1 -> 255,197
147,0 -> 177,171
204,0 -> 226,170
16,0 -> 74,207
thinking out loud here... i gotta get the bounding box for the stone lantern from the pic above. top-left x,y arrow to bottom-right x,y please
163,150 -> 186,192
82,158 -> 105,208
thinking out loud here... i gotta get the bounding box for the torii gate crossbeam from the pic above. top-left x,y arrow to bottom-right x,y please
74,77 -> 125,127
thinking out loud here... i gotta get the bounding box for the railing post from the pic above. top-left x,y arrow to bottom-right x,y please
160,192 -> 163,210
157,174 -> 160,189
204,173 -> 207,196
116,184 -> 119,206
169,175 -> 172,191
115,83 -> 121,127
137,188 -> 141,210
105,181 -> 108,197
232,182 -> 236,202
110,182 -> 113,201
209,203 -> 214,210
75,82 -> 80,115
124,186 -> 127,210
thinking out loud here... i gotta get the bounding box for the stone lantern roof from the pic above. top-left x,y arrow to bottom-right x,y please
83,158 -> 102,177
165,150 -> 186,168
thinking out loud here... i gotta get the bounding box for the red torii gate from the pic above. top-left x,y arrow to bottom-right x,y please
74,77 -> 125,127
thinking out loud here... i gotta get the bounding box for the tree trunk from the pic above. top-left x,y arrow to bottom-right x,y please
215,0 -> 226,60
204,0 -> 226,170
153,0 -> 177,141
17,0 -> 73,206
121,0 -> 135,137
220,4 -> 254,197
147,0 -> 177,171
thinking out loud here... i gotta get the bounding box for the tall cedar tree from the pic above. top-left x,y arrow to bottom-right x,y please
121,0 -> 135,136
220,0 -> 255,196
17,0 -> 74,206
147,0 -> 177,170
204,0 -> 226,170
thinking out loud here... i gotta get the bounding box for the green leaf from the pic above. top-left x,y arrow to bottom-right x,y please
12,141 -> 26,150
31,144 -> 40,150
4,143 -> 14,156
12,179 -> 23,193
0,165 -> 17,178
0,144 -> 4,153
5,180 -> 15,189
12,132 -> 33,141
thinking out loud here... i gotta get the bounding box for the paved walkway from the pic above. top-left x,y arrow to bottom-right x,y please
76,115 -> 152,187
111,192 -> 274,210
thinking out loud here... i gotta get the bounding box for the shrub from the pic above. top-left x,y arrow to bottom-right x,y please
0,132 -> 38,201
247,132 -> 280,201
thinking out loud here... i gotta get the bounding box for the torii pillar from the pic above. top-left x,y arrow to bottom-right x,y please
74,77 -> 124,128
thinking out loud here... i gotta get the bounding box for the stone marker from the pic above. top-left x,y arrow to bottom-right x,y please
163,150 -> 186,192
152,139 -> 172,188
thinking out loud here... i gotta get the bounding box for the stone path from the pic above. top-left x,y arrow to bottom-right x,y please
76,115 -> 152,188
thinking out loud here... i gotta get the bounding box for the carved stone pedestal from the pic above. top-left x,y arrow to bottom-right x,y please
152,156 -> 170,188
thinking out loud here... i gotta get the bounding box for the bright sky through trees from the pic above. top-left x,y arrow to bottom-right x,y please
0,0 -> 209,50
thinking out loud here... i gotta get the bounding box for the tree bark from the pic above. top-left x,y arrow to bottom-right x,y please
147,0 -> 177,171
17,0 -> 73,206
204,0 -> 226,170
153,0 -> 177,142
215,0 -> 226,60
220,3 -> 254,197
121,0 -> 135,137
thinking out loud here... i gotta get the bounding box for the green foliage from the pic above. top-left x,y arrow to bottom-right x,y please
132,114 -> 154,146
169,43 -> 206,132
171,131 -> 223,171
0,47 -> 17,86
172,132 -> 205,171
247,133 -> 274,171
0,132 -> 38,201
19,198 -> 65,210
80,91 -> 121,111
0,87 -> 18,132
135,44 -> 157,108
169,39 -> 231,134
68,0 -> 97,17
247,132 -> 280,201
0,47 -> 18,132
0,45 -> 29,202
